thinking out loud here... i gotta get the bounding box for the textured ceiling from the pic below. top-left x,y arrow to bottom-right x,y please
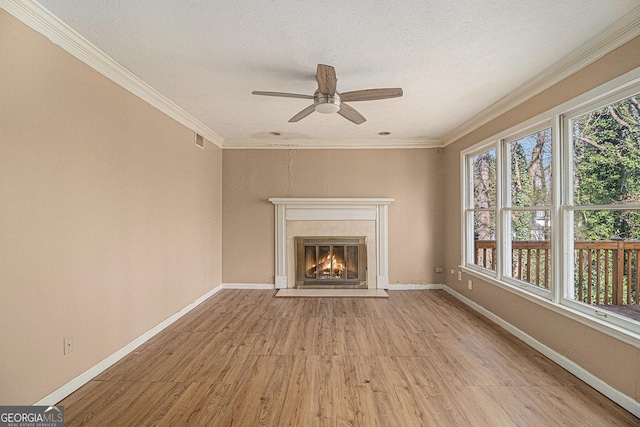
32,0 -> 640,146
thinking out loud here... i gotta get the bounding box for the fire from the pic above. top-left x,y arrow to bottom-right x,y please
310,253 -> 345,279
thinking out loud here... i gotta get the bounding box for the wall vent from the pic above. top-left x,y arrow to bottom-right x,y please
195,133 -> 205,149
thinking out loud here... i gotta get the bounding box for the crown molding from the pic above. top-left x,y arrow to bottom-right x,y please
222,138 -> 441,149
441,5 -> 640,147
1,0 -> 224,148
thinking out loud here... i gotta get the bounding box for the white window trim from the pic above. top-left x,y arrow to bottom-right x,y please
501,120 -> 553,295
460,66 -> 640,347
560,86 -> 640,331
461,141 -> 500,276
462,118 -> 555,297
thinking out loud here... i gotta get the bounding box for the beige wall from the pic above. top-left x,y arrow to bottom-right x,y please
0,10 -> 223,404
443,36 -> 640,404
222,149 -> 444,285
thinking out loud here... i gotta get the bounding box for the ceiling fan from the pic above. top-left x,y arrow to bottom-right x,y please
252,64 -> 403,125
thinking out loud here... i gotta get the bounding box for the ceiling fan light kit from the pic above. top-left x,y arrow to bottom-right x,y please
252,64 -> 403,125
314,92 -> 340,114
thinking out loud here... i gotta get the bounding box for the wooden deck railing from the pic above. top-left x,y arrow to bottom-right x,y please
474,240 -> 640,306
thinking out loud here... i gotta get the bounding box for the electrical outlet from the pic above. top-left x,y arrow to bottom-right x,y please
64,336 -> 74,355
468,279 -> 473,290
435,267 -> 444,273
457,271 -> 462,281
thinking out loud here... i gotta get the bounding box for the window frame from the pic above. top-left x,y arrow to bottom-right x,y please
462,142 -> 499,276
460,66 -> 640,343
462,120 -> 555,299
560,85 -> 640,331
501,122 -> 554,295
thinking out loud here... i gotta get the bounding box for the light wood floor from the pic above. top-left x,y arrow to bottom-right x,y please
59,290 -> 639,426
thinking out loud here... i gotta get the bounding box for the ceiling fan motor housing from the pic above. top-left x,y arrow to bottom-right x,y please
314,90 -> 341,114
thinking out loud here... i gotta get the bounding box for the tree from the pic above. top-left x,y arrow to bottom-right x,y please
573,94 -> 640,240
473,150 -> 496,240
510,129 -> 552,240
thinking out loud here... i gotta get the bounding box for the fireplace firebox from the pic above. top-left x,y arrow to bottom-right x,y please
295,236 -> 367,288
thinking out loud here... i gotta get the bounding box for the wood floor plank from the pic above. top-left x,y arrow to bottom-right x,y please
228,355 -> 295,426
278,355 -> 335,426
394,356 -> 469,424
444,384 -> 517,426
58,290 -> 639,426
370,315 -> 421,356
152,382 -> 231,427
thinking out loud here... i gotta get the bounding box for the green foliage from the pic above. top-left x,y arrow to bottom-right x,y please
472,149 -> 496,209
509,129 -> 552,241
472,150 -> 497,241
573,94 -> 640,240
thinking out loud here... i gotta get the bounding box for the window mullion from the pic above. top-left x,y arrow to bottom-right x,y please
551,114 -> 565,303
497,138 -> 508,281
465,152 -> 475,266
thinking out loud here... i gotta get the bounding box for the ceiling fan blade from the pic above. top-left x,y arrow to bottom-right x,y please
339,88 -> 403,102
337,103 -> 366,125
252,91 -> 314,100
288,104 -> 316,122
316,64 -> 337,96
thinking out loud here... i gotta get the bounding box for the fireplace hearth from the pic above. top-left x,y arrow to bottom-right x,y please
295,236 -> 367,288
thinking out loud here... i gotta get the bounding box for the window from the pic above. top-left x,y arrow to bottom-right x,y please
462,69 -> 640,337
468,148 -> 497,271
563,91 -> 640,326
463,126 -> 553,296
505,127 -> 552,289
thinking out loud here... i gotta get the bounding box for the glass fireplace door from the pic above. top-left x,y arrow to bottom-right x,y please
295,237 -> 367,288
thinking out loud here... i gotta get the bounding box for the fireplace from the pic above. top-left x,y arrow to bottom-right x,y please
269,198 -> 394,289
295,236 -> 367,288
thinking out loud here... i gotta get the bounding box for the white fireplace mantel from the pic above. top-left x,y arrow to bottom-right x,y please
269,198 -> 394,289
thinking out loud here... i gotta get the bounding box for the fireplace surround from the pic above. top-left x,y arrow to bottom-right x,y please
269,198 -> 393,289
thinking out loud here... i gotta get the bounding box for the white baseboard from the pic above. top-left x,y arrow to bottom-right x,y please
219,283 -> 446,291
219,283 -> 444,291
34,284 -> 224,406
384,283 -> 444,290
443,285 -> 640,418
221,283 -> 275,290
220,283 -> 444,291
